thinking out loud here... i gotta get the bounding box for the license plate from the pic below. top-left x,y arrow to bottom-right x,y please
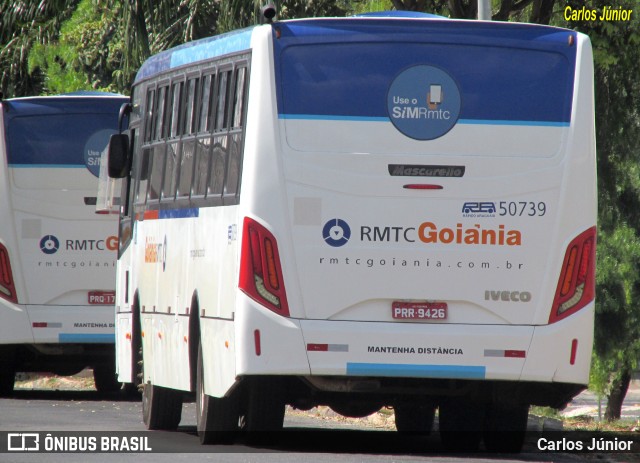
392,301 -> 448,320
88,291 -> 116,305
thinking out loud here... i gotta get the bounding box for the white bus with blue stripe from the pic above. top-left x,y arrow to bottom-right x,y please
0,93 -> 127,394
109,11 -> 596,451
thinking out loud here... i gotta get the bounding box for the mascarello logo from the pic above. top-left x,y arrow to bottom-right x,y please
322,219 -> 351,247
387,65 -> 461,140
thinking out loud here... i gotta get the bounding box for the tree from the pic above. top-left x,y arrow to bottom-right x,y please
584,1 -> 640,418
0,0 -> 79,96
27,0 -> 124,94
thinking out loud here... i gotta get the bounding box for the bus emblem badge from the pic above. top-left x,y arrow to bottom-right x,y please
387,65 -> 461,140
322,219 -> 351,247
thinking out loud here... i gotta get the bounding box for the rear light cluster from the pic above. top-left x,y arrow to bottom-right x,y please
549,227 -> 596,324
239,217 -> 289,317
0,243 -> 17,303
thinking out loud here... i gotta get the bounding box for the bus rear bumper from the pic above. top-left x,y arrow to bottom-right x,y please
25,305 -> 115,344
236,297 -> 593,388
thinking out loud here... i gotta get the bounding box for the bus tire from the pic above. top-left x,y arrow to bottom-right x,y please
241,377 -> 285,443
394,403 -> 435,435
483,403 -> 529,453
196,343 -> 239,444
438,399 -> 484,452
0,348 -> 16,397
142,382 -> 183,430
93,364 -> 121,394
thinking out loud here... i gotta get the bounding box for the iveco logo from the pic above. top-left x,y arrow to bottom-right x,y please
484,290 -> 532,302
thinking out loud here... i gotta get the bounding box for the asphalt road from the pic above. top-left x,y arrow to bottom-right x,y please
0,389 -> 638,463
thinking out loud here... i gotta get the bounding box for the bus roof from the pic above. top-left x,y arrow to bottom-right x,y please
3,93 -> 127,117
135,27 -> 256,83
134,15 -> 578,85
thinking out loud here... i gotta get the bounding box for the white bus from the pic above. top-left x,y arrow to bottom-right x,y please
108,11 -> 596,451
0,92 -> 127,394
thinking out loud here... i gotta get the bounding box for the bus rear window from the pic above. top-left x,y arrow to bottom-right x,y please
7,113 -> 116,168
276,41 -> 575,157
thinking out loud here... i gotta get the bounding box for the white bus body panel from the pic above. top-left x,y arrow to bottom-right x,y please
116,20 -> 595,402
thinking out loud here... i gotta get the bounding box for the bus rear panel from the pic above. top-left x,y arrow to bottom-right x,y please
0,94 -> 126,393
115,15 -> 595,449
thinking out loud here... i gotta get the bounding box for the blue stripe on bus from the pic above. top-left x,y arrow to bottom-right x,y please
346,362 -> 486,379
158,208 -> 200,219
278,114 -> 571,127
59,334 -> 115,343
136,28 -> 254,81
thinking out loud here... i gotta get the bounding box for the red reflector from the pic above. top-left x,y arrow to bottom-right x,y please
570,339 -> 578,365
403,184 -> 443,190
504,350 -> 526,358
254,329 -> 261,356
307,343 -> 329,352
33,322 -> 48,328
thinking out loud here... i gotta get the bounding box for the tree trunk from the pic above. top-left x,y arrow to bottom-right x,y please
604,368 -> 631,421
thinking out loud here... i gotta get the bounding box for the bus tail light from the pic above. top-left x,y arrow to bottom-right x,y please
0,243 -> 18,303
549,227 -> 596,324
239,217 -> 289,317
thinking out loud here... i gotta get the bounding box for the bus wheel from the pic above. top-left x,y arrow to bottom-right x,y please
240,377 -> 285,442
438,399 -> 484,452
140,342 -> 183,430
196,343 -> 239,444
394,402 -> 435,435
483,403 -> 529,453
142,382 -> 183,430
93,364 -> 121,394
0,348 -> 16,397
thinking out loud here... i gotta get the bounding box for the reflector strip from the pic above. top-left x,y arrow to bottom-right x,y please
33,322 -> 63,328
570,339 -> 578,365
346,363 -> 485,379
403,184 -> 443,190
484,349 -> 526,358
307,343 -> 349,352
254,329 -> 261,356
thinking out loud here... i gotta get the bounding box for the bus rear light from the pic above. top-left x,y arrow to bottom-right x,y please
549,227 -> 596,324
0,243 -> 17,303
239,217 -> 289,317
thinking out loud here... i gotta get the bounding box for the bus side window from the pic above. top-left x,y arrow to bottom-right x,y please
179,139 -> 195,198
144,89 -> 155,143
231,67 -> 247,129
168,81 -> 183,139
198,74 -> 213,134
148,145 -> 165,201
154,86 -> 167,141
209,136 -> 226,200
136,147 -> 151,204
177,77 -> 198,198
214,70 -> 231,132
193,74 -> 215,197
184,78 -> 199,136
225,66 -> 247,200
193,137 -> 211,196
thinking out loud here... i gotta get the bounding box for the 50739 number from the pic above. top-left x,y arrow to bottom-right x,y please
498,201 -> 546,217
